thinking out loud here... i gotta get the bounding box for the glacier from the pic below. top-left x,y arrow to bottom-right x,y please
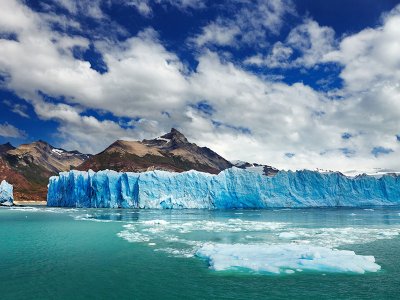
47,167 -> 400,208
0,180 -> 13,206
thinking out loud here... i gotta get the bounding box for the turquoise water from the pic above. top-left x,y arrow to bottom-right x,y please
1,207 -> 400,299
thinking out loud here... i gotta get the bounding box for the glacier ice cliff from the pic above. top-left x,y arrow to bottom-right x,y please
47,168 -> 400,209
0,180 -> 13,206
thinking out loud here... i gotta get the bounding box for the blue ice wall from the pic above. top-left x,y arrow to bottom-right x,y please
47,168 -> 400,208
0,180 -> 13,205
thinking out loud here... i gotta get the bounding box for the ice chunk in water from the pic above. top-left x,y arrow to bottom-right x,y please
0,180 -> 13,205
196,243 -> 381,274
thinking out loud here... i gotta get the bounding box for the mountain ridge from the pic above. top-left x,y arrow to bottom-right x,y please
0,140 -> 89,200
78,128 -> 233,174
0,129 -> 281,201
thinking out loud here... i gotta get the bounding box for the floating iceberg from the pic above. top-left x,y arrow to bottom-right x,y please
196,243 -> 381,274
47,168 -> 400,208
0,180 -> 13,206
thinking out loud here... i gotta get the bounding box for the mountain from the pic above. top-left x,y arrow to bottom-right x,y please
0,141 -> 89,201
231,160 -> 279,176
78,128 -> 232,174
0,142 -> 15,154
0,129 -> 281,201
6,141 -> 89,174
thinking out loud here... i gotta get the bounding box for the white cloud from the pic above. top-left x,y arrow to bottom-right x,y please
192,0 -> 295,48
192,20 -> 240,47
245,41 -> 293,67
127,1 -> 152,16
41,0 -> 129,39
31,100 -> 140,153
3,100 -> 30,118
0,0 -> 188,151
0,122 -> 26,138
47,0 -> 106,19
287,19 -> 336,67
319,4 -> 400,169
245,19 -> 336,68
323,8 -> 400,92
188,51 -> 340,163
0,0 -> 399,174
185,47 -> 400,173
0,2 -> 189,119
265,42 -> 293,68
125,0 -> 206,17
96,29 -> 189,118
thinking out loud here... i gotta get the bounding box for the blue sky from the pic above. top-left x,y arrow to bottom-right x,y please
0,0 -> 400,174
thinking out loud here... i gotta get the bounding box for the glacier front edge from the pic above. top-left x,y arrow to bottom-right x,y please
0,180 -> 13,206
47,168 -> 400,209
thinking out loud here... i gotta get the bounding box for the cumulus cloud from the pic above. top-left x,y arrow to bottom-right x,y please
0,122 -> 26,138
0,1 -> 189,118
245,42 -> 293,67
318,4 -> 400,170
245,19 -> 336,68
0,0 -> 197,152
0,0 -> 181,151
0,0 -> 400,174
192,0 -> 295,48
187,6 -> 400,172
31,100 -> 138,153
323,7 -> 400,92
192,20 -> 240,47
187,51 -> 345,167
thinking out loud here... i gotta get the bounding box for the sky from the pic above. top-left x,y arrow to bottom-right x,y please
0,0 -> 400,174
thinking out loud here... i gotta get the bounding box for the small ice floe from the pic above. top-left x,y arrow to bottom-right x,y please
117,229 -> 151,243
141,220 -> 169,226
196,243 -> 381,275
278,232 -> 298,239
0,201 -> 13,207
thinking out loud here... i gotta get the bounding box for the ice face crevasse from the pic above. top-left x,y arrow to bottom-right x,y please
0,180 -> 14,206
47,168 -> 400,209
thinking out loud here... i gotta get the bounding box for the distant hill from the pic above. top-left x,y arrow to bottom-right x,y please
0,141 -> 89,201
78,128 -> 232,174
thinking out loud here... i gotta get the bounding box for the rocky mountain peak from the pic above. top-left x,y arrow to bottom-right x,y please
160,128 -> 189,144
8,140 -> 54,156
0,142 -> 15,154
82,128 -> 233,174
34,140 -> 54,151
2,142 -> 14,148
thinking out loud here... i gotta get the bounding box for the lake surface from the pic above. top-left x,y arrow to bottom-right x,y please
1,206 -> 400,299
